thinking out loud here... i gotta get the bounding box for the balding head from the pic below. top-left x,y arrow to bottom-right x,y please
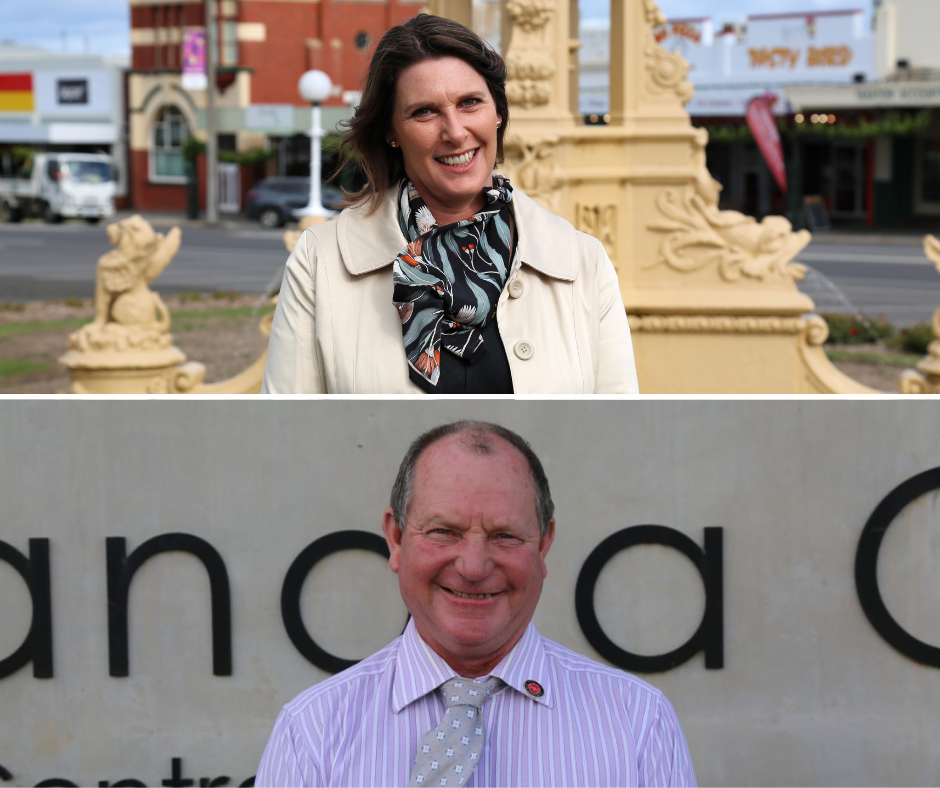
389,421 -> 554,536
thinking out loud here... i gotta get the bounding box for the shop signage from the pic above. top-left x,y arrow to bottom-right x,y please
0,73 -> 33,113
182,30 -> 207,91
746,96 -> 787,193
56,79 -> 87,105
787,82 -> 940,110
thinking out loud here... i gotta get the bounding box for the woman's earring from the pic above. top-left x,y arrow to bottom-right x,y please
496,120 -> 502,129
389,140 -> 397,147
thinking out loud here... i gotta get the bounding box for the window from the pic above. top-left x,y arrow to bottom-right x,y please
354,31 -> 371,51
221,19 -> 238,65
151,105 -> 189,181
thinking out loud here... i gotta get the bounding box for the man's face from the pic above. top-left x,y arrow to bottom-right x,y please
382,433 -> 555,676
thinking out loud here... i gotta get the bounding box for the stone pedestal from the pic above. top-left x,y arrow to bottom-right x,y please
59,347 -> 207,394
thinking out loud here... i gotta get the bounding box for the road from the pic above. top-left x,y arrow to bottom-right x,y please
793,238 -> 940,329
0,219 -> 290,302
2,219 -> 940,328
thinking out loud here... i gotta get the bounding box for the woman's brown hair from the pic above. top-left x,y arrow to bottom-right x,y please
337,14 -> 509,215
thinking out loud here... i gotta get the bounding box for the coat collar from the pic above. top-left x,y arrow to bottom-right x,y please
336,183 -> 579,282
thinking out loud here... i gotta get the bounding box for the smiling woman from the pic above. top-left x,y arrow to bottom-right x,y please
261,14 -> 639,394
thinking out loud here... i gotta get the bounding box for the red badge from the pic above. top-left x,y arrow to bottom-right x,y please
525,680 -> 544,698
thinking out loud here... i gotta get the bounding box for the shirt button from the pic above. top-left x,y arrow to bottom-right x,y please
508,278 -> 524,298
514,340 -> 534,360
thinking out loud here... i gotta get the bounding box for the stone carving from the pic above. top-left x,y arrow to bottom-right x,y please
503,0 -> 556,110
506,78 -> 553,108
506,0 -> 554,32
900,235 -> 940,393
576,204 -> 616,261
691,127 -> 723,206
66,215 -> 182,355
645,42 -> 695,104
501,135 -> 561,212
647,188 -> 811,282
641,0 -> 694,104
628,315 -> 807,334
643,0 -> 667,27
506,52 -> 555,82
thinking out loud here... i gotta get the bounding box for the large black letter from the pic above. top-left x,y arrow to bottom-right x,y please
856,467 -> 940,667
575,525 -> 723,672
107,534 -> 231,677
281,530 -> 394,674
0,538 -> 52,679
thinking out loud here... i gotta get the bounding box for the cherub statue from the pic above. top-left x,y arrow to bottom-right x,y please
67,215 -> 181,353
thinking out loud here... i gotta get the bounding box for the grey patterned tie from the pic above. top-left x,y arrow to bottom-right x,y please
409,676 -> 504,787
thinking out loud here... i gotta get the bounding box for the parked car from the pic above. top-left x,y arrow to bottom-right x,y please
245,178 -> 343,228
0,152 -> 116,224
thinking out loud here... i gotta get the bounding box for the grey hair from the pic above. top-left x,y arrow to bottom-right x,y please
390,421 -> 554,536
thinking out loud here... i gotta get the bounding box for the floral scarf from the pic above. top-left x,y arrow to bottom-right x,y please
392,175 -> 514,393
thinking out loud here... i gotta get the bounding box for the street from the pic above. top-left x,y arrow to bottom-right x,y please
2,219 -> 940,328
0,218 -> 290,302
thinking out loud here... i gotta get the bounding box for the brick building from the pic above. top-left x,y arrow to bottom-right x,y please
127,0 -> 423,212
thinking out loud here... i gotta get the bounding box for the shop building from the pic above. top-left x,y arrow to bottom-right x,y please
127,0 -> 423,213
580,2 -> 940,227
0,43 -> 128,206
786,0 -> 940,227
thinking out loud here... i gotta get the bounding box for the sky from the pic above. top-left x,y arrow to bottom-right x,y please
0,0 -> 875,59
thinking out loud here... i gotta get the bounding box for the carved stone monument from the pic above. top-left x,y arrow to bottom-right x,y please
899,235 -> 940,394
59,215 -> 207,393
433,0 -> 878,392
59,214 -> 275,395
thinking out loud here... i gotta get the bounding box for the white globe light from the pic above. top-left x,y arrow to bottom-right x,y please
298,70 -> 333,104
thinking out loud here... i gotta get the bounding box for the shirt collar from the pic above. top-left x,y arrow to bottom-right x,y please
336,184 -> 579,283
392,619 -> 554,713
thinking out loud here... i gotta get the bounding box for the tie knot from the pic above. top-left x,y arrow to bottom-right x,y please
439,676 -> 503,710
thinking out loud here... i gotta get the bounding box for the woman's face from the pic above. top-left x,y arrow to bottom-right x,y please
389,56 -> 501,221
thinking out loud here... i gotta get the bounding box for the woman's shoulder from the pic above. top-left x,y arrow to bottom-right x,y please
512,187 -> 609,277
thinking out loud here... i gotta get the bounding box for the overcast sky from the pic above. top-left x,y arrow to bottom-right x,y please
0,0 -> 874,59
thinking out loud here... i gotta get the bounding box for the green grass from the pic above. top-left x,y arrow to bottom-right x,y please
0,317 -> 88,339
0,359 -> 51,379
0,306 -> 274,340
826,349 -> 924,368
170,305 -> 274,321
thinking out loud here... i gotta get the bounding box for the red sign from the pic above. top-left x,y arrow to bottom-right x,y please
745,96 -> 787,194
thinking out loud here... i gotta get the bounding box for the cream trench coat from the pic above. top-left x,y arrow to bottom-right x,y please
261,186 -> 639,394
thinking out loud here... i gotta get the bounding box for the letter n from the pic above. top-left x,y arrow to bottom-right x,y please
106,534 -> 232,677
0,538 -> 53,679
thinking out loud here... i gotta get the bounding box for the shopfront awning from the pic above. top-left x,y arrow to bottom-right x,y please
786,81 -> 940,110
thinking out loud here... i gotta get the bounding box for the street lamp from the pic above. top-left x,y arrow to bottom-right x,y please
296,69 -> 334,221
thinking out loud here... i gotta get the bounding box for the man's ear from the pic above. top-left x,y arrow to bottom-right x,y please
539,518 -> 555,579
382,508 -> 403,574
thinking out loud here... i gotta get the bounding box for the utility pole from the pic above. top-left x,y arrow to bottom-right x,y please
205,0 -> 218,223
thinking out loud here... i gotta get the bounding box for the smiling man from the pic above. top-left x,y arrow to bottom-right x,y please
256,421 -> 696,787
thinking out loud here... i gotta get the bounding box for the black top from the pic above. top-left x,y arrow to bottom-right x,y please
437,316 -> 514,394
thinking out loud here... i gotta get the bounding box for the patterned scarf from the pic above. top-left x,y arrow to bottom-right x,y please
393,174 -> 514,393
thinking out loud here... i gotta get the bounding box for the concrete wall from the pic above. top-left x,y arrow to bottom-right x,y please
1,401 -> 939,786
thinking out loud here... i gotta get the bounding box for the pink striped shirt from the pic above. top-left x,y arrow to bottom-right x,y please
256,620 -> 696,787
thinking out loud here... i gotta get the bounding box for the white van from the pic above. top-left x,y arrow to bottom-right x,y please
0,152 -> 116,223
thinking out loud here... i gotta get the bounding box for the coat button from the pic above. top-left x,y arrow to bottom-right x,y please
514,340 -> 534,360
508,278 -> 524,298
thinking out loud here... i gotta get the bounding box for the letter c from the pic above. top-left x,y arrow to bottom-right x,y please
855,467 -> 940,667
